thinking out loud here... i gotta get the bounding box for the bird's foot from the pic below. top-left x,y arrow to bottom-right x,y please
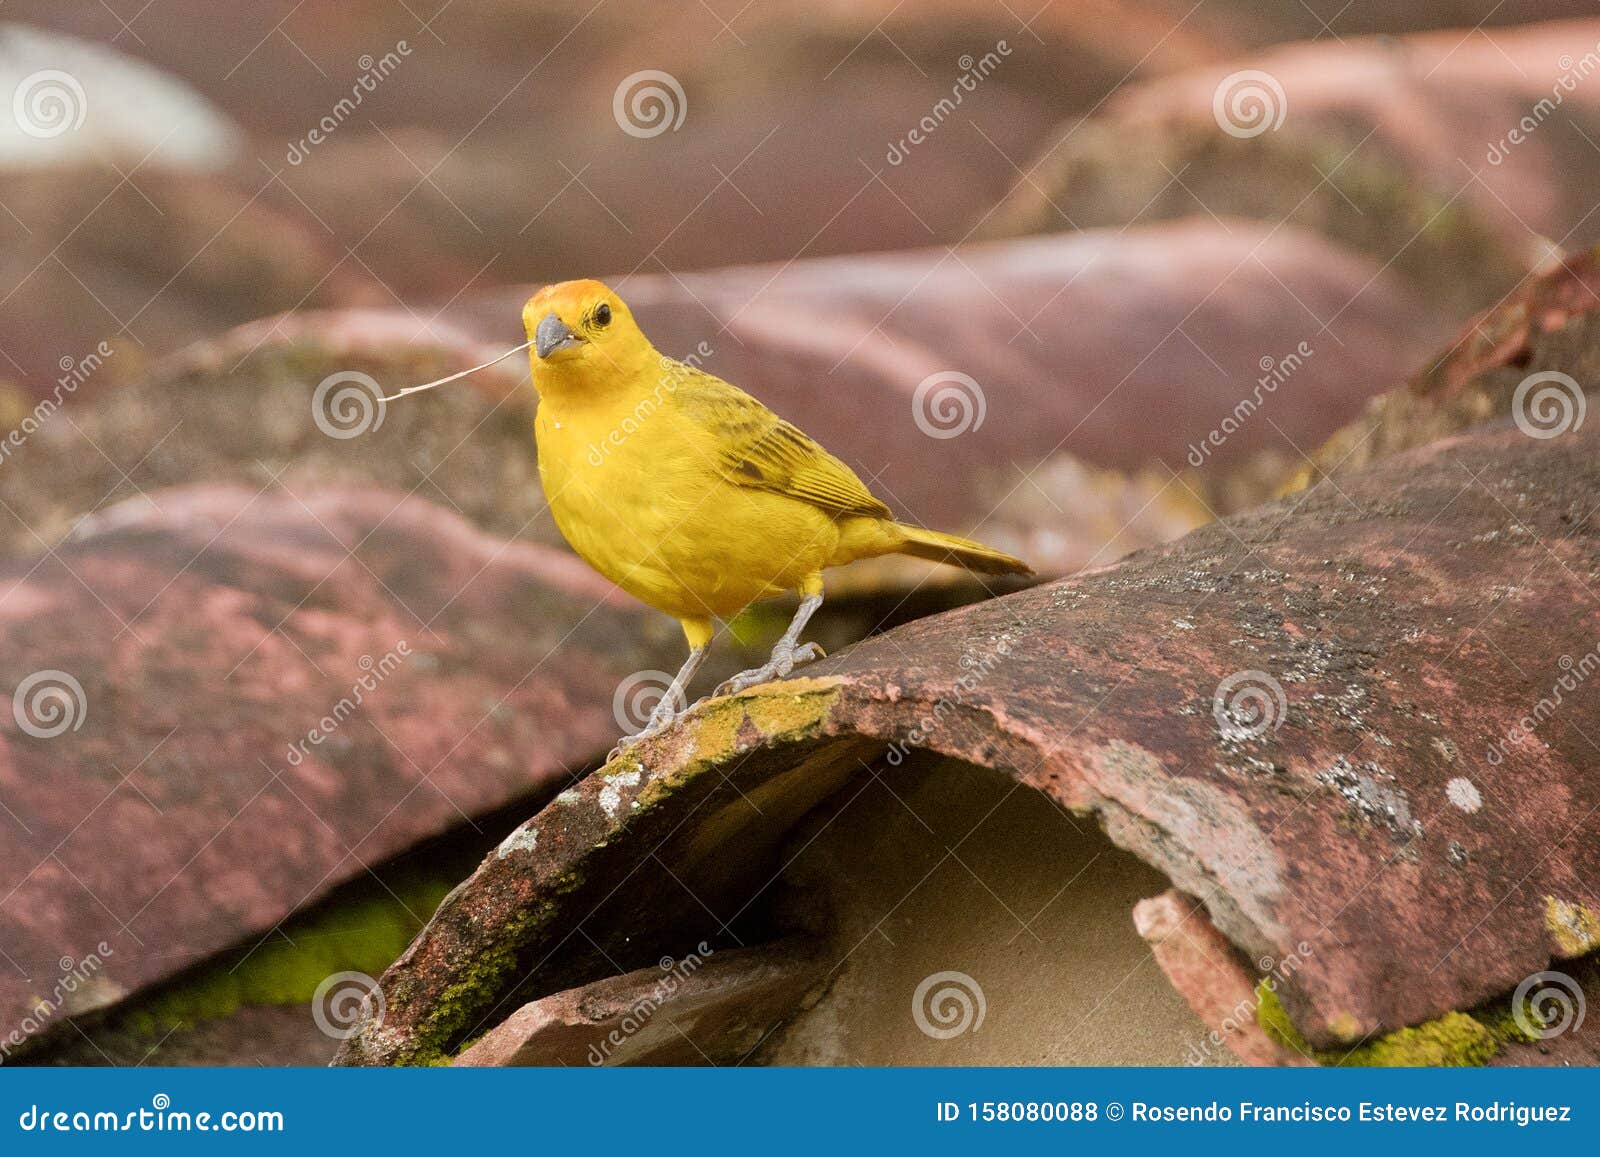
607,698 -> 682,762
713,640 -> 826,698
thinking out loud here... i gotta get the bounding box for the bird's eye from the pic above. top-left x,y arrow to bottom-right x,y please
593,303 -> 612,328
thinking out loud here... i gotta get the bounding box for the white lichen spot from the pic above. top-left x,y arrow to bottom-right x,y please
1445,776 -> 1482,814
1172,619 -> 1195,631
556,789 -> 583,806
496,825 -> 539,858
1317,757 -> 1422,842
599,769 -> 643,819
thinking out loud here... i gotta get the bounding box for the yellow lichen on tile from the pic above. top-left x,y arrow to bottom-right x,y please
1543,895 -> 1600,956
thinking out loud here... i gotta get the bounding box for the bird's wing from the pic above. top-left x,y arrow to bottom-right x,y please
673,365 -> 892,519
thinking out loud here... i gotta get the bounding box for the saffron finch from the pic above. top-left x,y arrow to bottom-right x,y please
391,278 -> 1030,750
516,279 -> 1031,749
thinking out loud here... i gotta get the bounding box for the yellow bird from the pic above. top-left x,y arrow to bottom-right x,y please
518,279 -> 1030,749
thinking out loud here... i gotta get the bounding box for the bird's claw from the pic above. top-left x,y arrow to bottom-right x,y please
610,637 -> 828,755
607,698 -> 682,762
713,640 -> 826,698
791,640 -> 826,666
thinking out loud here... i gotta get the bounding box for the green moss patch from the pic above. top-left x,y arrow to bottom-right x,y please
405,902 -> 560,1067
1257,983 -> 1502,1067
106,869 -> 459,1040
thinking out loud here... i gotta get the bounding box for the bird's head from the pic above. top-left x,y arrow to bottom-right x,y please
373,279 -> 653,408
522,280 -> 652,387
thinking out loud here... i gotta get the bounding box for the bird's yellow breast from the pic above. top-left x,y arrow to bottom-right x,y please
535,396 -> 840,620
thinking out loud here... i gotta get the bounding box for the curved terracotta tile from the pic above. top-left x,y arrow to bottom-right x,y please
0,485 -> 682,1054
987,19 -> 1600,315
336,415 -> 1600,1064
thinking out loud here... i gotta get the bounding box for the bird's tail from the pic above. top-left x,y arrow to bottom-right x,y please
892,523 -> 1033,577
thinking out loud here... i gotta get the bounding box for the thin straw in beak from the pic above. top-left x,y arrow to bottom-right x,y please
376,339 -> 536,402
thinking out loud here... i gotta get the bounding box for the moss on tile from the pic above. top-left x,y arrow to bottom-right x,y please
1257,983 -> 1500,1067
101,869 -> 460,1042
1543,895 -> 1600,956
407,900 -> 560,1067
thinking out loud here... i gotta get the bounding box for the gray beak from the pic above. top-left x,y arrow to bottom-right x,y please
534,312 -> 582,359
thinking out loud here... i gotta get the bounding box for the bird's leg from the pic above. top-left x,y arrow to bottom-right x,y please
715,592 -> 826,697
611,643 -> 709,759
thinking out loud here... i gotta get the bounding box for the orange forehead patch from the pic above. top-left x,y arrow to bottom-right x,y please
525,278 -> 614,318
